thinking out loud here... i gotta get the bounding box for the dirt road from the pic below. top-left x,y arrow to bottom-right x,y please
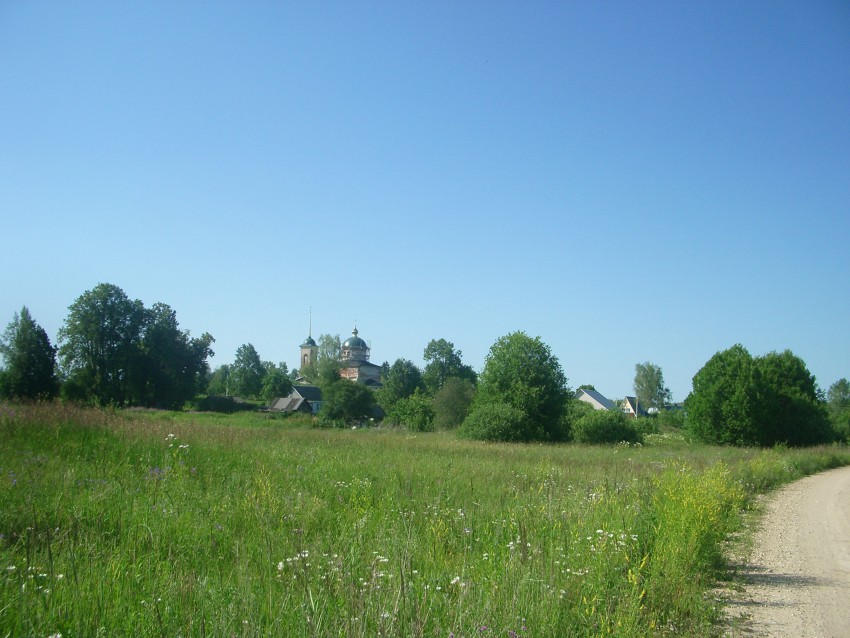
727,465 -> 850,637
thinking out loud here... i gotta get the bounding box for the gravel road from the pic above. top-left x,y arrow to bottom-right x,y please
726,465 -> 850,637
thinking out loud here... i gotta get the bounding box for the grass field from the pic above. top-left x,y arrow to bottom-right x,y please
2,403 -> 848,637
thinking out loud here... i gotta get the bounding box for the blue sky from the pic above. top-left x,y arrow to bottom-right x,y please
2,1 -> 848,401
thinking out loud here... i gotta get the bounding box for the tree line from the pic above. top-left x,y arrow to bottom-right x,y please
2,284 -> 848,447
0,283 -> 213,408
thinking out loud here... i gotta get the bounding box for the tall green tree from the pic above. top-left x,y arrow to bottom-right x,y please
316,334 -> 342,384
261,362 -> 293,401
461,331 -> 570,442
58,283 -> 147,405
207,364 -> 231,396
827,378 -> 850,440
422,338 -> 477,394
633,362 -> 672,412
140,303 -> 214,408
377,358 -> 423,410
0,306 -> 59,400
230,343 -> 264,398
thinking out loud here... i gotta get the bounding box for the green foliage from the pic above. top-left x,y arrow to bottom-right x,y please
56,284 -> 213,407
140,302 -> 215,409
756,350 -> 832,446
0,306 -> 58,400
458,400 -> 528,441
261,367 -> 293,402
828,378 -> 850,437
827,378 -> 850,442
633,361 -> 672,411
385,389 -> 434,432
206,364 -> 230,396
319,379 -> 375,425
58,283 -> 147,405
184,395 -> 257,413
464,331 -> 570,442
422,338 -> 476,394
656,408 -> 685,429
572,410 -> 642,445
431,377 -> 475,429
315,333 -> 343,385
685,345 -> 760,446
828,378 -> 850,409
686,345 -> 833,447
230,343 -> 264,399
376,358 -> 423,410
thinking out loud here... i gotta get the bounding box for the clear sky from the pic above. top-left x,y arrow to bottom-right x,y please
2,1 -> 848,402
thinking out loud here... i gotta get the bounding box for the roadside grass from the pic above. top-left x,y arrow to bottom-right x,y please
1,403 -> 848,637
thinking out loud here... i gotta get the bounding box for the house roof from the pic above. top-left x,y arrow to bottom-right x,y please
293,385 -> 323,402
575,388 -> 614,411
623,396 -> 648,415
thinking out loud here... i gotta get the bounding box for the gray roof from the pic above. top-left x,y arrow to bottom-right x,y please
575,388 -> 615,411
293,385 -> 323,402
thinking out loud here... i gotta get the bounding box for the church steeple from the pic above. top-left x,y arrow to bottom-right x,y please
299,308 -> 318,368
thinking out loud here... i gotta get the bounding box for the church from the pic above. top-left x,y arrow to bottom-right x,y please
300,325 -> 382,386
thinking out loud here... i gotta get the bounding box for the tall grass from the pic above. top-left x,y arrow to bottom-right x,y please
1,403 -> 847,637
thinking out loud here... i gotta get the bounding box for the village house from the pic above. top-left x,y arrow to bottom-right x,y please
575,388 -> 615,411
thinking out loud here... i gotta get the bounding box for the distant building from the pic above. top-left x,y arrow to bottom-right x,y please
268,384 -> 324,415
621,396 -> 648,418
575,388 -> 615,411
339,326 -> 382,386
300,334 -> 318,370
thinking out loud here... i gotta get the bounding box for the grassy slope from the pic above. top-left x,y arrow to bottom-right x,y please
1,404 -> 848,637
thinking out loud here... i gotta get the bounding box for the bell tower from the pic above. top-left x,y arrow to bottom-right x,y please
299,309 -> 318,369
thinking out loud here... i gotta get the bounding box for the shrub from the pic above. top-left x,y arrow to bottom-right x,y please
458,401 -> 528,442
385,390 -> 435,432
183,395 -> 255,413
432,377 -> 475,429
573,410 -> 642,445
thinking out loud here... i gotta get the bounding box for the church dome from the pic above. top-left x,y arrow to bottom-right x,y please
301,335 -> 316,347
343,327 -> 367,349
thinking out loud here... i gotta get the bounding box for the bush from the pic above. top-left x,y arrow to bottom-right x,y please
572,410 -> 642,445
458,401 -> 528,442
656,408 -> 685,429
319,379 -> 375,425
385,390 -> 435,432
184,395 -> 255,413
432,377 -> 475,429
633,416 -> 660,436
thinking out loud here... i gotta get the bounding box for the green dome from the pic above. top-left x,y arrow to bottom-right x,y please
301,336 -> 316,347
343,327 -> 367,350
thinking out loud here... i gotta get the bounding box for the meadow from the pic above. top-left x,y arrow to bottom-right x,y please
2,403 -> 849,637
